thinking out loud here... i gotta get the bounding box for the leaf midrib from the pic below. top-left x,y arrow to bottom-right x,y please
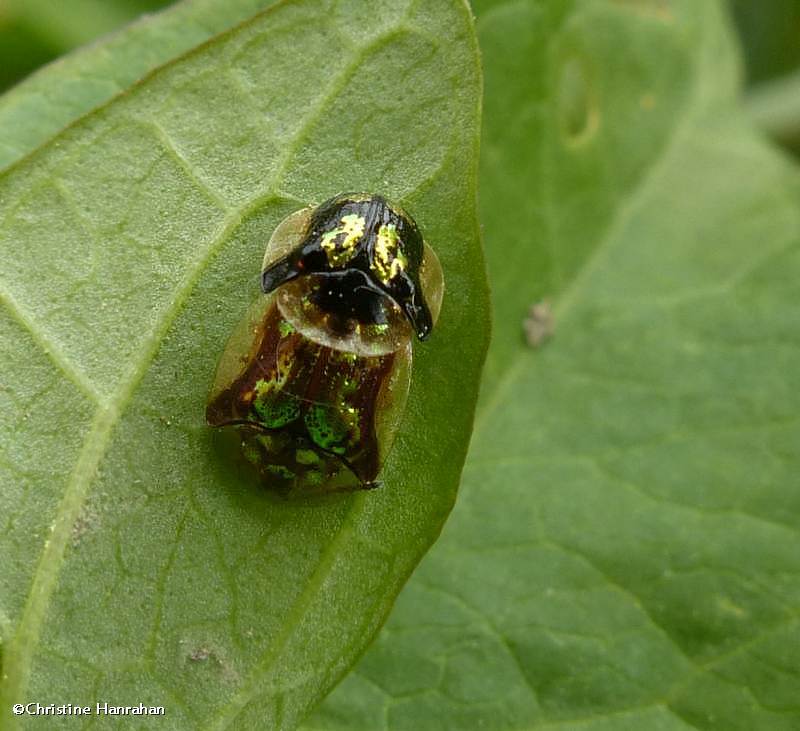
0,15 -> 416,721
0,284 -> 101,405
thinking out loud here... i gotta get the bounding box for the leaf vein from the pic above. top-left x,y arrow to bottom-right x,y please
0,285 -> 102,406
204,494 -> 367,731
146,119 -> 231,211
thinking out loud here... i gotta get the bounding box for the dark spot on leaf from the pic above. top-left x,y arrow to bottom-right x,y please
189,647 -> 211,662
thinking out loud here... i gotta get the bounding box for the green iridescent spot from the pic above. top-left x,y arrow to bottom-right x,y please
304,404 -> 349,452
253,392 -> 300,429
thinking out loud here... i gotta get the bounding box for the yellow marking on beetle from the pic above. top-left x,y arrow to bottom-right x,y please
320,213 -> 365,266
254,379 -> 271,396
373,223 -> 407,283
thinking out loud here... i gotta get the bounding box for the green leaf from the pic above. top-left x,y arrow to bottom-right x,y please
728,0 -> 800,85
0,1 -> 487,728
746,70 -> 800,157
3,0 -> 151,54
0,0 -> 274,170
304,1 -> 800,729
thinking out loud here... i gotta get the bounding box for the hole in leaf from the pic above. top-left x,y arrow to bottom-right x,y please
557,57 -> 599,145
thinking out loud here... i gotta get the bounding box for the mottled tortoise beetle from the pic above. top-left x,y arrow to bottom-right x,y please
206,193 -> 444,495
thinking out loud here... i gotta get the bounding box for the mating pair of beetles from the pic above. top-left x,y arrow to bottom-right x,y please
206,193 -> 443,494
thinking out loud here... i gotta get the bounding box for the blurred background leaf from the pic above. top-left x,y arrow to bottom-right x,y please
0,0 -> 168,90
727,0 -> 800,84
728,0 -> 800,157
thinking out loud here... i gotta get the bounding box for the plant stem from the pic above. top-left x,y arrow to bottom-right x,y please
746,69 -> 800,155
